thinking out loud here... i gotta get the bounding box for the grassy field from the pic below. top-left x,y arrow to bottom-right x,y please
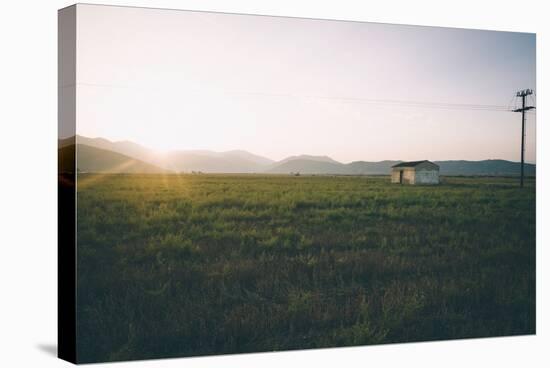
75,174 -> 535,363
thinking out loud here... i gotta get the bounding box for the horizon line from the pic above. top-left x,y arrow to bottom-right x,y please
59,134 -> 537,165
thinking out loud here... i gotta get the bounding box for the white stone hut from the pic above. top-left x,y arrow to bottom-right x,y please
391,160 -> 440,185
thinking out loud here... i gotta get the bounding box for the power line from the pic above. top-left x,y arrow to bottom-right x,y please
505,93 -> 518,111
77,82 -> 538,115
77,82 -> 513,112
195,90 -> 513,112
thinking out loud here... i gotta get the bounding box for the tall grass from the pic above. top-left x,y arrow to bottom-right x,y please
75,174 -> 535,362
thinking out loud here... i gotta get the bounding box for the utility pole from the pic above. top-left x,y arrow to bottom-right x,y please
513,89 -> 535,187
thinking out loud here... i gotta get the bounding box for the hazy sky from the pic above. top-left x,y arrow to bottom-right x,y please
74,4 -> 536,163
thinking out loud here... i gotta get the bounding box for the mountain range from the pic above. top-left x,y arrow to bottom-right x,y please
59,135 -> 536,176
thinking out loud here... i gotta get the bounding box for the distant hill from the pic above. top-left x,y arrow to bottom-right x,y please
59,136 -> 75,148
77,135 -> 274,173
346,160 -> 401,175
435,160 -> 536,176
223,150 -> 275,166
58,142 -> 75,173
266,159 -> 348,174
266,158 -> 536,176
76,135 -> 154,163
276,155 -> 340,165
60,144 -> 169,173
67,135 -> 535,176
156,150 -> 274,173
155,151 -> 271,173
266,158 -> 397,175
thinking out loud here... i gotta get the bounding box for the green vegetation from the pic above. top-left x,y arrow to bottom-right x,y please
76,174 -> 535,363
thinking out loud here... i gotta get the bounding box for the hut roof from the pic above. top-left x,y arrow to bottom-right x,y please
392,160 -> 438,168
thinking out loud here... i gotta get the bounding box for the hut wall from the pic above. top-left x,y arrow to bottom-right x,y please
391,168 -> 416,184
415,169 -> 439,184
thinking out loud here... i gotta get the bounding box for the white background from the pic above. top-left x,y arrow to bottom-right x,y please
0,0 -> 547,366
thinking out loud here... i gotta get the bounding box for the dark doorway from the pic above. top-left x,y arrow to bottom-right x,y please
399,170 -> 403,184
